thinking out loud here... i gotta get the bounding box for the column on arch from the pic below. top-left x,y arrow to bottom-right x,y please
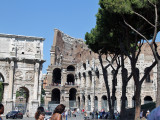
33,63 -> 39,100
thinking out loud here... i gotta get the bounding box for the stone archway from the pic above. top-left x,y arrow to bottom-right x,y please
67,74 -> 75,85
52,68 -> 61,85
95,96 -> 98,111
51,88 -> 60,104
69,88 -> 77,107
144,96 -> 153,104
78,96 -> 80,108
0,73 -> 4,102
132,96 -> 135,108
101,95 -> 108,111
15,87 -> 29,114
67,65 -> 75,71
88,95 -> 91,111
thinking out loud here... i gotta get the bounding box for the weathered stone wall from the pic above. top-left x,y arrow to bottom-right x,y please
0,34 -> 45,117
44,29 -> 157,112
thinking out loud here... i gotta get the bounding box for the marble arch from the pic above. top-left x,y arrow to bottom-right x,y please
0,34 -> 45,117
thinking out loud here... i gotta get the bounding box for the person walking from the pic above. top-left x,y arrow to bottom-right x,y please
0,104 -> 4,120
50,104 -> 65,120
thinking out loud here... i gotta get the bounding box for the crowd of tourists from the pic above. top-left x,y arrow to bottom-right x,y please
1,102 -> 160,120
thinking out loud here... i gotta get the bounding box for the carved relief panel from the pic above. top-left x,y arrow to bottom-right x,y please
25,71 -> 34,81
14,70 -> 23,80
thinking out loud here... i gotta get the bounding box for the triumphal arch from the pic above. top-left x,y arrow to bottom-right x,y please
0,34 -> 45,117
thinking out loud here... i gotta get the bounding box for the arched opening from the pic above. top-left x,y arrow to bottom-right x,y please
15,87 -> 29,114
82,95 -> 85,109
132,96 -> 135,108
144,96 -> 153,104
52,68 -> 61,85
88,95 -> 91,111
69,88 -> 77,107
88,71 -> 92,87
67,74 -> 75,85
78,96 -> 80,108
83,63 -> 86,70
67,65 -> 75,71
96,70 -> 99,79
0,73 -> 4,102
51,88 -> 60,104
145,68 -> 151,82
83,72 -> 86,87
101,95 -> 108,111
95,96 -> 98,111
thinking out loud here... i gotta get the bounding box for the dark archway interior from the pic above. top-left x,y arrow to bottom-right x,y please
102,95 -> 107,100
83,63 -> 86,70
88,95 -> 90,100
144,96 -> 153,101
52,89 -> 60,104
95,96 -> 98,100
53,68 -> 61,84
67,74 -> 75,85
67,65 -> 75,71
69,88 -> 77,100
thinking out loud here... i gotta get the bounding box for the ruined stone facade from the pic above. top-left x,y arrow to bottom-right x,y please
44,29 -> 157,112
0,34 -> 45,117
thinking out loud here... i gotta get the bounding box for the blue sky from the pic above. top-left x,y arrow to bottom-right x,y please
0,0 -> 99,73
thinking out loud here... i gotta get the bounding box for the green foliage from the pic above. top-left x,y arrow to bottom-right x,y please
16,88 -> 27,98
0,82 -> 3,102
41,87 -> 45,104
16,91 -> 20,98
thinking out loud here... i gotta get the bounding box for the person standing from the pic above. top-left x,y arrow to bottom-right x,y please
65,110 -> 68,120
146,110 -> 150,119
0,104 -> 4,120
140,110 -> 143,119
50,104 -> 65,120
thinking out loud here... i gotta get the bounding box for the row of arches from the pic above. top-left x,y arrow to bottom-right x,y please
51,88 -> 77,107
52,66 -> 76,85
79,95 -> 153,111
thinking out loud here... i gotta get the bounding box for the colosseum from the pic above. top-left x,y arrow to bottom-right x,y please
43,29 -> 157,112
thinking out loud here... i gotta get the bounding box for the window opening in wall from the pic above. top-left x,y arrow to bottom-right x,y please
67,74 -> 75,85
83,63 -> 86,70
145,67 -> 151,82
52,68 -> 61,85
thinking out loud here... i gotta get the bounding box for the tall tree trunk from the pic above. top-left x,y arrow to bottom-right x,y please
102,68 -> 114,118
132,67 -> 141,120
134,84 -> 141,120
156,60 -> 160,107
99,55 -> 114,119
120,54 -> 128,120
121,82 -> 127,120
